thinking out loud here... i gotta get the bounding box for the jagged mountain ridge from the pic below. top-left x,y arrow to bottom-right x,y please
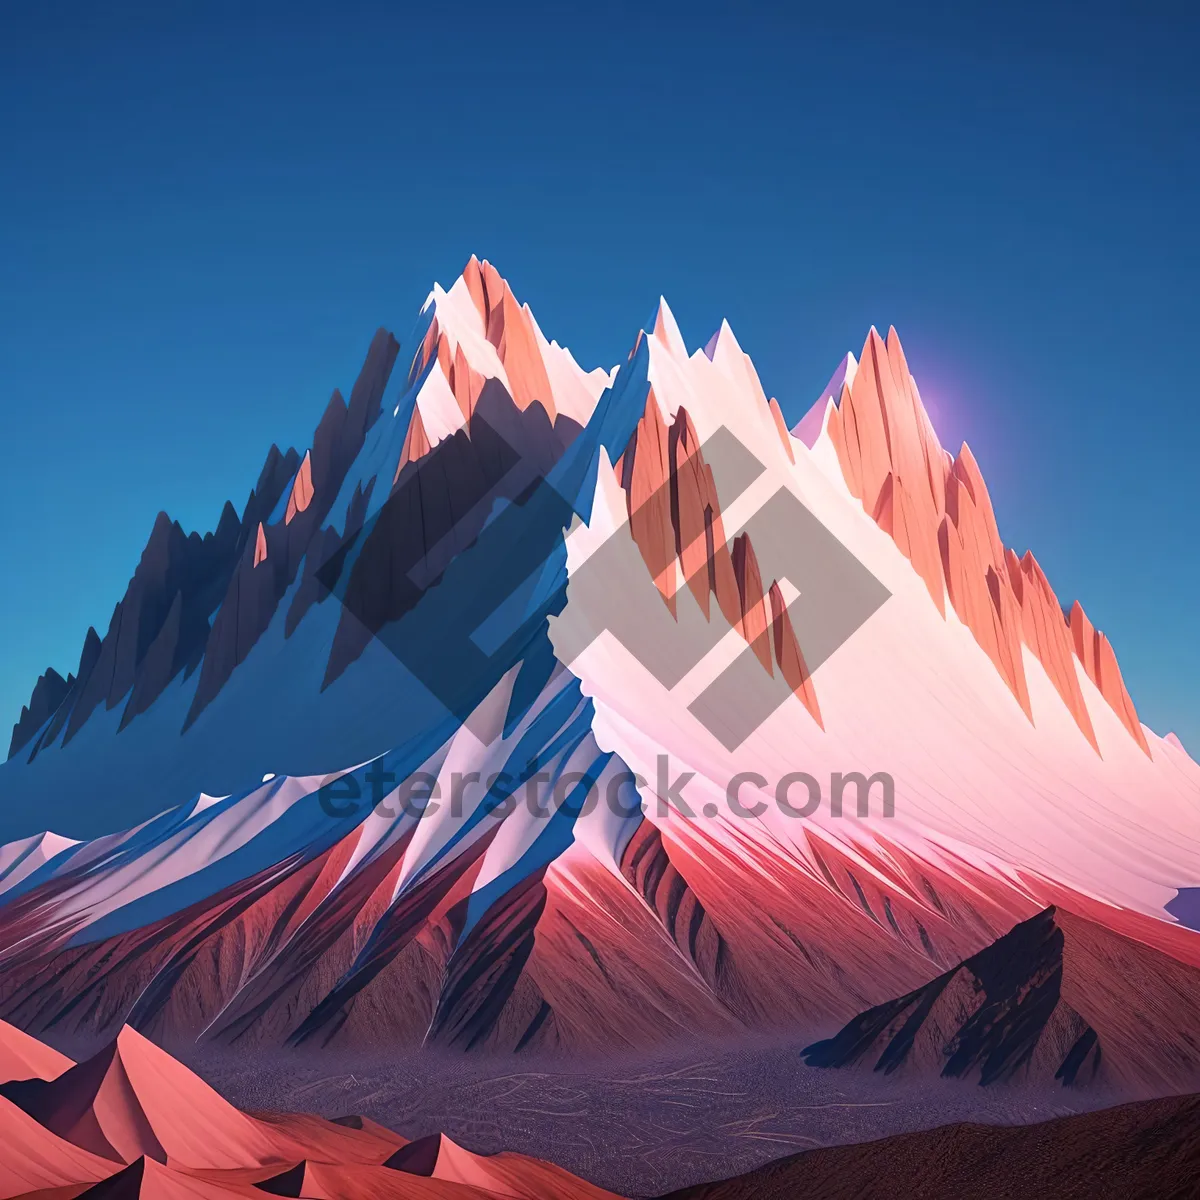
0,258 -> 1197,1083
796,333 -> 1150,754
0,260 -> 616,840
9,262 -> 1157,774
9,326 -> 400,761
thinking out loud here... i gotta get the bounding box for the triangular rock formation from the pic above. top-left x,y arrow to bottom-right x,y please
803,906 -> 1200,1095
805,325 -> 1151,755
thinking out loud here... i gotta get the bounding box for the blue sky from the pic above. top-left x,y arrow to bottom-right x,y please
2,0 -> 1197,751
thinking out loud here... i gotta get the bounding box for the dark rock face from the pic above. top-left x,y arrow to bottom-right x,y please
12,453 -> 295,762
253,1161 -> 307,1196
620,820 -> 729,995
8,292 -> 593,766
8,668 -> 72,759
77,1157 -> 148,1198
182,329 -> 399,728
8,329 -> 401,758
426,870 -> 549,1052
47,499 -> 257,751
803,907 -> 1098,1086
802,904 -> 1200,1095
319,379 -> 580,691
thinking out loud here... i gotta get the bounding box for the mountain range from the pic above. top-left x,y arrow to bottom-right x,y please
0,257 -> 1197,1102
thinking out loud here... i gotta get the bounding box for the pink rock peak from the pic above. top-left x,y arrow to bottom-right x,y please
821,325 -> 1149,757
461,254 -> 557,419
283,450 -> 314,524
252,522 -> 268,568
1068,601 -> 1151,754
615,393 -> 823,729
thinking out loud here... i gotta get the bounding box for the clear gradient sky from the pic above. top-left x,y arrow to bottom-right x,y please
2,1 -> 1197,752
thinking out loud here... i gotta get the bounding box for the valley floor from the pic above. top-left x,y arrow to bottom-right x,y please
174,1036 -> 1118,1196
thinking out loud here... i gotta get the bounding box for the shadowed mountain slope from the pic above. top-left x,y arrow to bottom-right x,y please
802,906 -> 1200,1096
658,1091 -> 1200,1200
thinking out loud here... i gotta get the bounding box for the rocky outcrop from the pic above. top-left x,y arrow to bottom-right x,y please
9,323 -> 403,755
768,582 -> 823,729
803,905 -> 1200,1095
283,450 -> 313,524
44,496 -> 256,751
730,534 -> 771,672
321,380 -> 572,689
826,328 -> 947,616
767,396 -> 795,463
1068,601 -> 1150,753
804,906 -> 1096,1086
8,668 -> 72,759
10,453 -> 291,758
1007,550 -> 1099,750
463,255 -> 557,419
617,396 -> 824,727
815,325 -> 1150,755
182,332 -> 397,728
